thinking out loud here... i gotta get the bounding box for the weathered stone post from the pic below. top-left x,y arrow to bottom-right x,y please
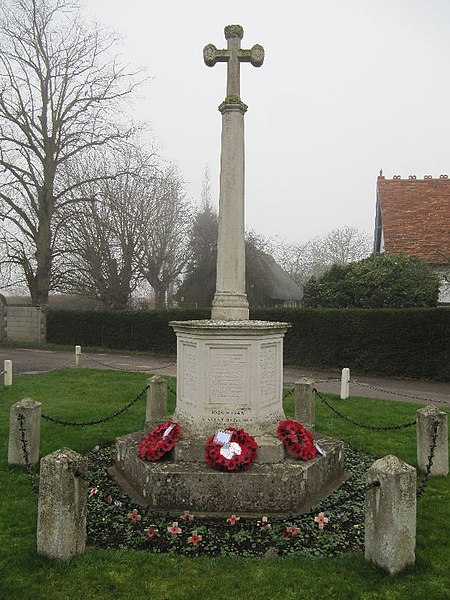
37,448 -> 87,558
294,378 -> 315,432
8,398 -> 41,465
146,375 -> 168,423
340,367 -> 350,399
365,455 -> 416,575
4,359 -> 12,386
75,345 -> 82,368
416,405 -> 448,476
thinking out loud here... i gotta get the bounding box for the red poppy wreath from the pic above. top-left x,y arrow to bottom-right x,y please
277,419 -> 317,460
205,427 -> 258,472
137,421 -> 182,462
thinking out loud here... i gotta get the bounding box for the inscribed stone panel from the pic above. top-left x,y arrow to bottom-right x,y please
259,343 -> 278,409
208,346 -> 248,406
180,342 -> 197,408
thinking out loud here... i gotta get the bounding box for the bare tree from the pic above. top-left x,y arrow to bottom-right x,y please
0,0 -> 144,304
58,145 -> 155,308
138,165 -> 192,308
273,226 -> 372,287
201,163 -> 212,208
311,226 -> 372,267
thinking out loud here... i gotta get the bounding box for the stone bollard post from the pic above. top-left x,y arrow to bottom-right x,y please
340,367 -> 350,399
75,345 -> 82,368
8,398 -> 42,466
416,405 -> 448,476
294,378 -> 315,432
365,455 -> 416,575
146,375 -> 168,423
4,359 -> 12,386
37,448 -> 87,559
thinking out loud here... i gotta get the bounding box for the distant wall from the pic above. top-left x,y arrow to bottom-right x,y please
2,303 -> 46,343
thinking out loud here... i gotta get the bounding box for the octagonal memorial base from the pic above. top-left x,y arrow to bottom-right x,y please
111,430 -> 346,517
169,320 -> 290,436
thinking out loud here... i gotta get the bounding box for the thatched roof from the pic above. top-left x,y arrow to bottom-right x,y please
251,250 -> 303,302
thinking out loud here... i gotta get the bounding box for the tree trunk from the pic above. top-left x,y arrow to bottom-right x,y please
154,285 -> 167,309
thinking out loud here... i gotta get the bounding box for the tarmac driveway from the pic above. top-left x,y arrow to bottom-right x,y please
1,346 -> 449,407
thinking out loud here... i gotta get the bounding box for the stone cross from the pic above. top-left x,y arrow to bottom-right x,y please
204,25 -> 264,321
204,25 -> 264,99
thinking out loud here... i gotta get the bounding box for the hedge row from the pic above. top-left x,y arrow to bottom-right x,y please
46,307 -> 450,380
46,308 -> 210,354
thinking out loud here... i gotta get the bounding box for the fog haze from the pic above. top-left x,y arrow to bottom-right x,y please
85,0 -> 450,244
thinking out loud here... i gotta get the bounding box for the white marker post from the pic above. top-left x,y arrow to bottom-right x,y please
340,367 -> 350,399
75,346 -> 82,368
4,360 -> 12,386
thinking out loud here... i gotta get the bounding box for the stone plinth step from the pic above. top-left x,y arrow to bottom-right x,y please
112,430 -> 346,517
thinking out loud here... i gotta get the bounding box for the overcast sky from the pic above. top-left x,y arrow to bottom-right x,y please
85,0 -> 450,245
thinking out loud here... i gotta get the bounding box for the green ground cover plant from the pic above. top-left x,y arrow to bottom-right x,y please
0,369 -> 449,599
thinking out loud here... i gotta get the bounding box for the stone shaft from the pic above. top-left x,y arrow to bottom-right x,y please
205,25 -> 264,321
8,397 -> 41,465
416,405 -> 448,476
37,448 -> 87,559
294,378 -> 315,433
365,454 -> 416,575
212,102 -> 248,320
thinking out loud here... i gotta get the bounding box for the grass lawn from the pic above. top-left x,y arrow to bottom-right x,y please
0,369 -> 449,600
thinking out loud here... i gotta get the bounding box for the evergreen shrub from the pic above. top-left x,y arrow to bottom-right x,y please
251,307 -> 450,380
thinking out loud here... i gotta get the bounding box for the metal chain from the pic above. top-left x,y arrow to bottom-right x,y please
416,421 -> 439,498
17,413 -> 39,493
167,381 -> 177,398
284,378 -> 341,389
82,353 -> 176,374
350,379 -> 449,407
41,384 -> 149,427
314,388 -> 416,431
70,465 -> 118,501
285,378 -> 447,407
40,358 -> 75,374
6,358 -> 74,377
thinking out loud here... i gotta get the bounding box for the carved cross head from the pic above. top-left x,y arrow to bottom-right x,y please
203,25 -> 264,99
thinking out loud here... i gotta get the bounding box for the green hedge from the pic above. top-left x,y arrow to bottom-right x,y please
46,307 -> 450,380
46,308 -> 210,354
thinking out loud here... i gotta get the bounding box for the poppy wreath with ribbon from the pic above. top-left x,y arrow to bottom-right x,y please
137,421 -> 182,461
205,427 -> 258,472
277,419 -> 317,460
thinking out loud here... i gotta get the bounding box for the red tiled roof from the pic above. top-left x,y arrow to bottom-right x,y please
377,175 -> 450,264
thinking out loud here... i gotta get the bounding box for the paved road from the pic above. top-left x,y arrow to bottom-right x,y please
1,346 -> 449,407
